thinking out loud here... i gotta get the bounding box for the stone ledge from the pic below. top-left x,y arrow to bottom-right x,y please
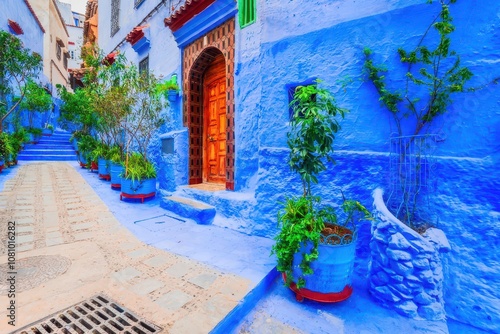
160,195 -> 216,225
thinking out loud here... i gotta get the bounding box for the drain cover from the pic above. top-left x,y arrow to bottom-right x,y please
14,294 -> 162,334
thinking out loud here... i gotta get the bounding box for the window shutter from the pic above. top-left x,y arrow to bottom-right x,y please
238,0 -> 256,28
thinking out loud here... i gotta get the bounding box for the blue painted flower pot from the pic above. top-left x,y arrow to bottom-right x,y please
120,177 -> 156,203
28,133 -> 40,143
72,138 -> 78,151
42,128 -> 53,136
292,232 -> 357,294
110,162 -> 123,189
98,158 -> 110,175
0,159 -> 4,172
167,90 -> 178,102
79,152 -> 87,167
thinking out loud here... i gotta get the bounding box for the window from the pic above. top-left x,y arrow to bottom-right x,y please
111,0 -> 120,37
74,18 -> 79,26
56,43 -> 61,60
134,0 -> 145,8
70,51 -> 75,59
139,56 -> 149,75
238,0 -> 256,28
287,80 -> 317,120
64,54 -> 68,69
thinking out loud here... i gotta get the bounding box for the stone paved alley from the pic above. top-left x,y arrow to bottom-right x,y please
0,162 -> 257,333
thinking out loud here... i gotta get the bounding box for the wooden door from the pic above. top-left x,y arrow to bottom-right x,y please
203,56 -> 226,183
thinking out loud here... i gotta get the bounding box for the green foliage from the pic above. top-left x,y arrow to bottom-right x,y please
108,145 -> 124,164
287,80 -> 347,196
57,85 -> 97,133
26,127 -> 42,136
89,141 -> 110,161
0,30 -> 43,131
155,76 -> 180,96
0,132 -> 13,160
363,0 -> 481,230
8,128 -> 30,160
77,134 -> 98,162
20,80 -> 52,128
124,66 -> 167,157
59,48 -> 168,161
272,196 -> 371,289
272,80 -> 371,288
363,0 -> 473,136
122,152 -> 157,181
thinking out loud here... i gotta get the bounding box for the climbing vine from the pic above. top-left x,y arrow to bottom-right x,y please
363,0 -> 475,137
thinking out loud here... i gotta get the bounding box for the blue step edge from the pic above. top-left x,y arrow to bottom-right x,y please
210,267 -> 279,334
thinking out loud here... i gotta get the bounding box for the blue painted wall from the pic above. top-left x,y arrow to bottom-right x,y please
0,0 -> 44,57
97,0 -> 499,331
1,0 -> 49,132
233,0 -> 499,331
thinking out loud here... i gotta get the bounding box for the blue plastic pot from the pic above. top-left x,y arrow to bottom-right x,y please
110,162 -> 123,187
42,128 -> 53,136
121,177 -> 156,195
291,233 -> 357,293
72,138 -> 78,151
79,152 -> 87,165
98,157 -> 110,176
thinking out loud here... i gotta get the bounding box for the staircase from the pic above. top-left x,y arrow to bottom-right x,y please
17,131 -> 76,161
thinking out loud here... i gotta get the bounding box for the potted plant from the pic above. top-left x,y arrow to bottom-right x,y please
11,128 -> 29,152
0,133 -> 13,172
91,141 -> 111,180
26,127 -> 42,144
76,134 -> 97,169
271,81 -> 371,302
109,145 -> 124,190
70,130 -> 86,152
120,152 -> 157,202
360,1 -> 490,320
19,79 -> 52,132
42,124 -> 54,136
155,76 -> 179,102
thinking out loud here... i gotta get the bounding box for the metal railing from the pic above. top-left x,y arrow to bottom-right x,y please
386,134 -> 439,230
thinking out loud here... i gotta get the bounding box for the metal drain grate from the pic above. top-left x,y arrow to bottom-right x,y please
15,294 -> 162,334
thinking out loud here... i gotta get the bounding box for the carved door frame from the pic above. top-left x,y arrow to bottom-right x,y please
182,19 -> 235,190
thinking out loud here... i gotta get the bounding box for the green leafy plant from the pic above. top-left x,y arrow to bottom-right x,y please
0,31 -> 43,132
8,128 -> 29,163
0,132 -> 13,161
26,127 -> 42,136
271,80 -> 371,288
19,79 -> 52,128
274,196 -> 371,287
155,76 -> 180,96
77,134 -> 98,162
108,145 -> 124,164
122,152 -> 157,181
89,141 -> 111,162
287,80 -> 346,196
362,0 -> 487,230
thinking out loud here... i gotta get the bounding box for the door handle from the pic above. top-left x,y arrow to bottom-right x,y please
208,135 -> 216,142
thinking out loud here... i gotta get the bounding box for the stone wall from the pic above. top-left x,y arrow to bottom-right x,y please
370,189 -> 451,320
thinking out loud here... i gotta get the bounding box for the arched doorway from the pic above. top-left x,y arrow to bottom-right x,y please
182,19 -> 236,190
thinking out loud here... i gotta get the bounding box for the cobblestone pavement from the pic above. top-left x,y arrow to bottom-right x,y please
0,162 -> 252,333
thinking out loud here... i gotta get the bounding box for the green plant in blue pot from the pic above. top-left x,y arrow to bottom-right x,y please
271,80 -> 371,302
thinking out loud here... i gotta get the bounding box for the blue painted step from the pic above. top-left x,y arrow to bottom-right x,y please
17,155 -> 76,161
160,195 -> 216,225
18,130 -> 76,161
19,149 -> 75,155
24,144 -> 73,150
